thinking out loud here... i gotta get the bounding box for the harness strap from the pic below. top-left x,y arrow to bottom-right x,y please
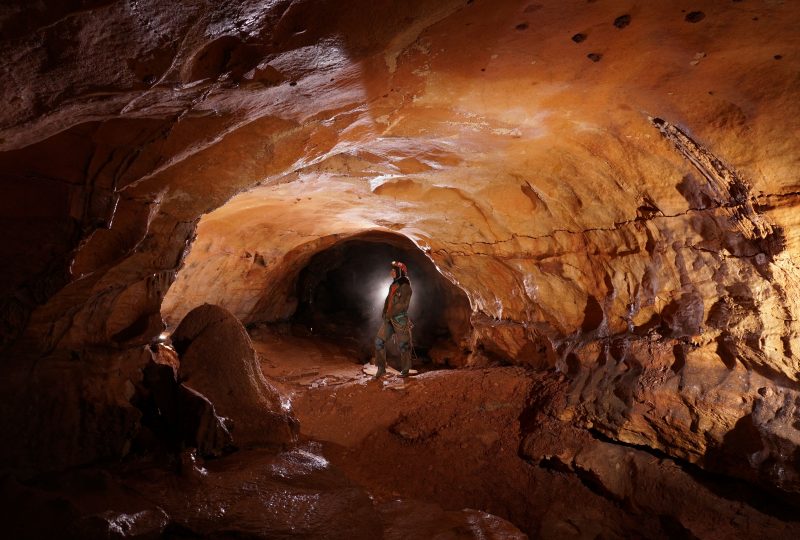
390,316 -> 417,361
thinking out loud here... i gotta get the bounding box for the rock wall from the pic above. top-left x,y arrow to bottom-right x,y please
1,0 -> 800,501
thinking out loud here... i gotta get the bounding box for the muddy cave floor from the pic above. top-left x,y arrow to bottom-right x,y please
4,329 -> 800,539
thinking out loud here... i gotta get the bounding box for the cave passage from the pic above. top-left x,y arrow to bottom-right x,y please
290,232 -> 472,366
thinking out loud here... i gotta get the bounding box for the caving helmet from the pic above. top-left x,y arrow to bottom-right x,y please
391,260 -> 408,278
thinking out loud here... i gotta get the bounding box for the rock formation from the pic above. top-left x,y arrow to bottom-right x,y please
1,0 -> 800,537
171,303 -> 299,448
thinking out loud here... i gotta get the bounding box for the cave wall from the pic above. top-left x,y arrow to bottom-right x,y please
1,0 -> 800,493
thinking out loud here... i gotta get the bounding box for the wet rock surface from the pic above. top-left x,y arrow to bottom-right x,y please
134,347 -> 234,458
279,361 -> 800,539
1,440 -> 526,539
128,446 -> 385,539
1,343 -> 798,539
171,304 -> 299,448
378,500 -> 527,540
2,447 -> 380,539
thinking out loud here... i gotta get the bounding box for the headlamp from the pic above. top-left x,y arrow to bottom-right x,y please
391,260 -> 408,274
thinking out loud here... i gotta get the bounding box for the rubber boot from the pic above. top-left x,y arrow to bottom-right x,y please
399,346 -> 412,377
374,347 -> 387,379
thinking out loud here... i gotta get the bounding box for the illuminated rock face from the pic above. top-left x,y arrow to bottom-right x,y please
1,0 -> 800,511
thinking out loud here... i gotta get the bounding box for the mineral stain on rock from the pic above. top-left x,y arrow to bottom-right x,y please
613,14 -> 631,29
685,11 -> 706,23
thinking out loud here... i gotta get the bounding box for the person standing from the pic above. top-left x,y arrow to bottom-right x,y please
374,261 -> 413,378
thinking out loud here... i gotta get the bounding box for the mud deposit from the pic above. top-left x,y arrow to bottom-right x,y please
287,359 -> 800,539
3,331 -> 800,539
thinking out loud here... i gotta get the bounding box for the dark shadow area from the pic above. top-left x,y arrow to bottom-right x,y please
292,232 -> 471,364
587,428 -> 800,522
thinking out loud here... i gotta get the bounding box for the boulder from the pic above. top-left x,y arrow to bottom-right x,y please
171,304 -> 298,448
136,347 -> 234,458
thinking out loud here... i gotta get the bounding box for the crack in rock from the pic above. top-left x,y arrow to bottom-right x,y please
650,116 -> 782,257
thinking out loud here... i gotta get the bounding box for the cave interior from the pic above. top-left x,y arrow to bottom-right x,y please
2,0 -> 800,539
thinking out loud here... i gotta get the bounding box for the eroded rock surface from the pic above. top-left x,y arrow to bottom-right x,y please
171,303 -> 299,448
1,442 -> 527,540
288,366 -> 800,539
135,345 -> 234,457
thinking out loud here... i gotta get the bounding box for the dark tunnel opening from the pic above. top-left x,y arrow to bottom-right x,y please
290,232 -> 473,367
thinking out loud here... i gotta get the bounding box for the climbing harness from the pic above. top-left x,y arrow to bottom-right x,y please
390,315 -> 418,361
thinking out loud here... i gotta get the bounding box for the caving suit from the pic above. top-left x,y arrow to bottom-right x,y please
374,275 -> 413,376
